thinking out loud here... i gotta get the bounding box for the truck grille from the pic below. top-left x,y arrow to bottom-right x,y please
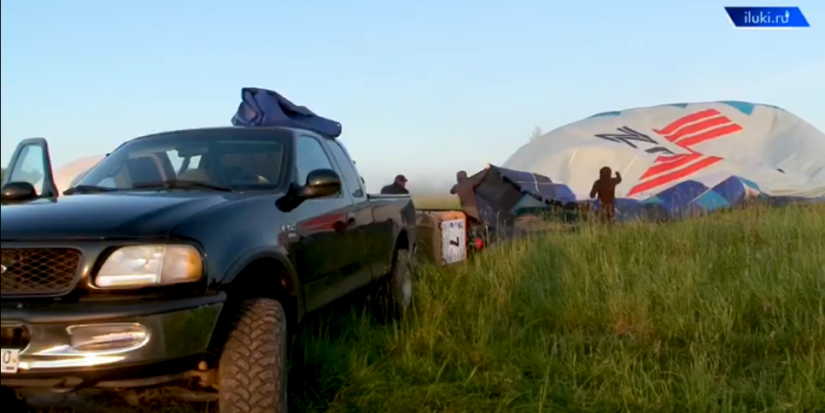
0,248 -> 82,296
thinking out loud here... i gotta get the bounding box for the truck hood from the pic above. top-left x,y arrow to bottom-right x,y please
0,193 -> 232,240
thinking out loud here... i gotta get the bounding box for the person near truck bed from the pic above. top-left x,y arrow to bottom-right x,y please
449,165 -> 489,224
381,174 -> 409,194
589,166 -> 622,222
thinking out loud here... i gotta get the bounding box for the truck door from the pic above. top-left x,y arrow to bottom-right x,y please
325,140 -> 381,277
291,135 -> 368,311
1,138 -> 59,203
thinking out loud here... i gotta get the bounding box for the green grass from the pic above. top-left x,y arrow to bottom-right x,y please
42,205 -> 825,412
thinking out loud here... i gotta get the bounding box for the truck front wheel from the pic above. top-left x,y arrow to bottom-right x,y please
218,298 -> 287,413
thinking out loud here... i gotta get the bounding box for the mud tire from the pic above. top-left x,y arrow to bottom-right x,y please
218,299 -> 287,413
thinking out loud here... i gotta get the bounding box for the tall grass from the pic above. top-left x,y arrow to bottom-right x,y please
288,205 -> 825,412
44,205 -> 825,412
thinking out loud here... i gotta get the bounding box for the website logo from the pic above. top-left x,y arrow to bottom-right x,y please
725,7 -> 810,29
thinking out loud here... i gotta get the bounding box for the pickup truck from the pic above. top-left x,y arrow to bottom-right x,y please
0,126 -> 417,413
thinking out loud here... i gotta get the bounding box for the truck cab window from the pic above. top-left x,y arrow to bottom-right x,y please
73,129 -> 290,192
165,150 -> 202,175
327,140 -> 364,198
295,136 -> 334,185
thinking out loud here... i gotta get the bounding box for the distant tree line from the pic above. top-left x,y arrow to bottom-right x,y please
0,168 -> 43,185
530,126 -> 543,142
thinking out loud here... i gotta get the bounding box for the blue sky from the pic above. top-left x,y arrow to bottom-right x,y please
2,0 -> 823,191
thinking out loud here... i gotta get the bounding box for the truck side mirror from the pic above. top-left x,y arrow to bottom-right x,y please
301,169 -> 341,199
1,181 -> 39,203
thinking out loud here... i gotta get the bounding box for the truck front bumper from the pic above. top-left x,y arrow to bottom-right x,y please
0,293 -> 225,389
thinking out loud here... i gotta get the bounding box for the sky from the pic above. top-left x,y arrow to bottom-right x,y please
2,0 -> 823,192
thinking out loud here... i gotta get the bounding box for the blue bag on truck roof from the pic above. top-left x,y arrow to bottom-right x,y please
231,87 -> 342,138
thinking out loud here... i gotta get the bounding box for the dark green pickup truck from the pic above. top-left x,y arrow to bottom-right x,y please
0,126 -> 416,412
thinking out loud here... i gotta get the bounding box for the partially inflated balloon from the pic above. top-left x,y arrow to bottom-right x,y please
505,101 -> 825,203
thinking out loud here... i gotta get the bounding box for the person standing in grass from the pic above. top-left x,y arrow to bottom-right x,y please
589,166 -> 622,222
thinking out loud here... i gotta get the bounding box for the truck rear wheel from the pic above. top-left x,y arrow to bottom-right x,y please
218,298 -> 287,413
374,248 -> 414,323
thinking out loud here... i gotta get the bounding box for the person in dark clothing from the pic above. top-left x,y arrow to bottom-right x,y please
589,166 -> 622,222
450,169 -> 483,223
380,174 -> 409,194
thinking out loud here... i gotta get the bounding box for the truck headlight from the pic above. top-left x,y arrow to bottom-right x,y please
95,245 -> 203,289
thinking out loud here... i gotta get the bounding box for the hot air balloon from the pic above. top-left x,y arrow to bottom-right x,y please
504,101 -> 825,219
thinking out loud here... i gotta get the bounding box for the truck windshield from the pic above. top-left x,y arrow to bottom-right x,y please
71,128 -> 291,193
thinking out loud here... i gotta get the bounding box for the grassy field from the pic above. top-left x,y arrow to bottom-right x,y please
412,195 -> 461,210
42,203 -> 825,413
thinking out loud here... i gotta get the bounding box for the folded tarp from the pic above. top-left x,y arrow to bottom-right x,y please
231,87 -> 342,138
495,166 -> 577,205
